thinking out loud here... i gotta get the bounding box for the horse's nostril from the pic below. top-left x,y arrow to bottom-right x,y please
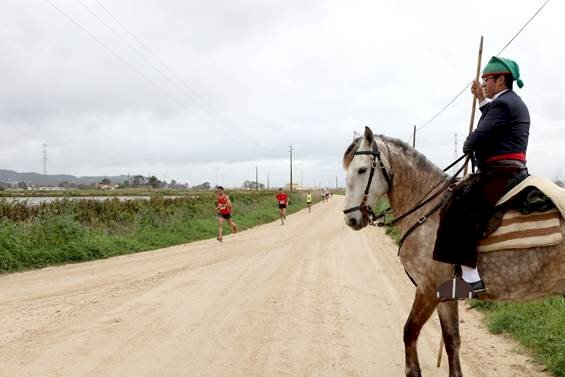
349,218 -> 357,226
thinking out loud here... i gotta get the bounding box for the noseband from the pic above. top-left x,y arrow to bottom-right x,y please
343,139 -> 392,224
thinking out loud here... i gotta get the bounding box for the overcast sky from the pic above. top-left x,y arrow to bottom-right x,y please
1,0 -> 564,188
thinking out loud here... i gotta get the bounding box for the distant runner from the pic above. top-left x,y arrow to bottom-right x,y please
306,192 -> 313,213
322,188 -> 330,203
215,186 -> 238,242
276,188 -> 289,225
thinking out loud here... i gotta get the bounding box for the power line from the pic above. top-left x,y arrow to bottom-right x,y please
87,0 -> 241,128
77,0 -> 194,102
495,0 -> 550,56
417,83 -> 470,132
416,0 -> 551,133
45,0 -> 258,146
44,0 -> 194,112
87,0 -> 260,145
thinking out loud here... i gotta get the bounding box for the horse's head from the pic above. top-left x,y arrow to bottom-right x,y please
343,126 -> 391,230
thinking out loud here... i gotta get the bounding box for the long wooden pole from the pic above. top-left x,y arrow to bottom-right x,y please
462,36 -> 484,176
436,332 -> 444,367
438,37 -> 484,369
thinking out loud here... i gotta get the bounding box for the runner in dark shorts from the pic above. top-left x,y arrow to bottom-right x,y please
216,186 -> 238,241
276,188 -> 289,225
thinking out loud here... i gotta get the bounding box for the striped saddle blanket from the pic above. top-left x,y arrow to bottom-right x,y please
478,176 -> 565,253
477,208 -> 562,252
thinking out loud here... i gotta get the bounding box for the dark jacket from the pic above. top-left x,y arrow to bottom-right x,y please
463,90 -> 530,167
434,90 -> 530,268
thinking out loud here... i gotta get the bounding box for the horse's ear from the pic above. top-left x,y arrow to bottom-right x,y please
353,131 -> 361,140
364,126 -> 374,144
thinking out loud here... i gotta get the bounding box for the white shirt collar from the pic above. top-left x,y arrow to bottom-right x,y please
478,89 -> 509,108
492,89 -> 509,100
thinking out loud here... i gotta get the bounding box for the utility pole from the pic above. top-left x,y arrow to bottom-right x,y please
289,144 -> 294,192
336,176 -> 338,191
267,172 -> 270,190
255,166 -> 259,190
42,143 -> 47,187
412,125 -> 416,148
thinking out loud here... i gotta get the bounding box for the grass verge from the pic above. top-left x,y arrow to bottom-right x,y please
470,298 -> 565,377
0,190 -> 318,273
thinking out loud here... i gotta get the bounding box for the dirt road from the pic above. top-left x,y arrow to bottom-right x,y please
0,197 -> 551,377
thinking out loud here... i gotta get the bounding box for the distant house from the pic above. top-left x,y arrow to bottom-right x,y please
37,186 -> 66,191
285,183 -> 303,191
96,183 -> 117,190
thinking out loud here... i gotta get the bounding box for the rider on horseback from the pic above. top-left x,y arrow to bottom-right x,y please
433,56 -> 530,296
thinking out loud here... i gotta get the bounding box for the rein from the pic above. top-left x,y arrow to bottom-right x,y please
344,141 -> 469,245
379,154 -> 468,227
394,160 -> 467,249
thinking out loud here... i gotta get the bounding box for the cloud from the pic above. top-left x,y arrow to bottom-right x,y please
1,0 -> 564,187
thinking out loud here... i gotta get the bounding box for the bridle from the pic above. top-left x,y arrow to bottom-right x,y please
344,137 -> 469,248
342,139 -> 392,225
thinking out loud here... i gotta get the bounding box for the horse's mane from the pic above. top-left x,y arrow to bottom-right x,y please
343,134 -> 444,176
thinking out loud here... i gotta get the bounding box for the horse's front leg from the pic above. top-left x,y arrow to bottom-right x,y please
437,300 -> 463,377
404,289 -> 439,377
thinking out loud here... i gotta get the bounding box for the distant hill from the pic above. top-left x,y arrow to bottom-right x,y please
0,169 -> 129,186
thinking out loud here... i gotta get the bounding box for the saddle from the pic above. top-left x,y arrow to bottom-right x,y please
477,176 -> 565,253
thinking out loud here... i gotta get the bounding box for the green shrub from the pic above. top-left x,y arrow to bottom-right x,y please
0,190 -> 308,273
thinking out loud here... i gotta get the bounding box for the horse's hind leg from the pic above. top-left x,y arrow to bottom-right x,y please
404,290 -> 438,377
437,300 -> 463,377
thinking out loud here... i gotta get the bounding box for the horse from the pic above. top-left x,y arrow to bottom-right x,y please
342,126 -> 565,377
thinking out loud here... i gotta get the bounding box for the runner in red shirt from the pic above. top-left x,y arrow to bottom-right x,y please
276,188 -> 289,225
215,186 -> 238,242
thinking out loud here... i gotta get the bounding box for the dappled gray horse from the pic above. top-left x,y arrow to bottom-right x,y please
343,126 -> 565,377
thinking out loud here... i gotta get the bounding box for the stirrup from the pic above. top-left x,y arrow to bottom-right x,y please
437,277 -> 477,300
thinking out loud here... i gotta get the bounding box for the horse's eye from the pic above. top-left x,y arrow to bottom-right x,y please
358,167 -> 367,174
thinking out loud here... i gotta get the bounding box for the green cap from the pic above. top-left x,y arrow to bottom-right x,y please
483,56 -> 524,88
